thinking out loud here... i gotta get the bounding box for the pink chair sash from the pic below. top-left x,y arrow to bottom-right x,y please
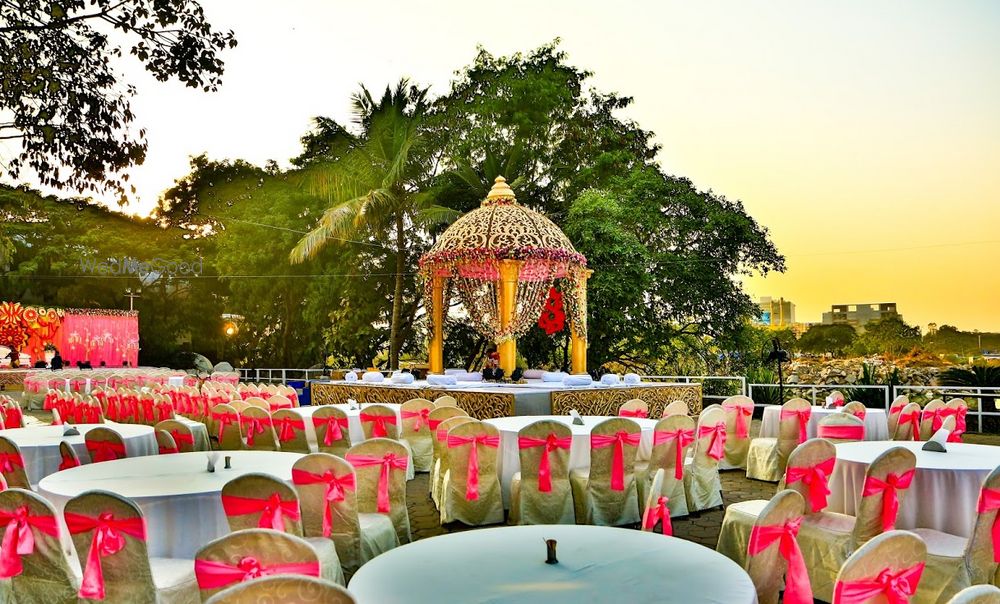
517,433 -> 573,493
897,411 -> 921,441
833,563 -> 924,604
220,493 -> 299,532
591,430 -> 642,491
240,415 -> 270,447
862,469 -> 916,532
272,416 -> 305,442
0,505 -> 59,578
3,407 -> 23,429
64,511 -> 147,600
619,409 -> 648,419
653,428 -> 695,480
977,487 -> 1000,562
941,406 -> 967,442
643,496 -> 672,536
817,424 -> 865,441
212,411 -> 238,442
359,413 -> 397,438
847,407 -> 867,420
748,517 -> 812,604
922,407 -> 948,433
85,440 -> 126,463
0,452 -> 24,474
268,400 -> 293,413
785,457 -> 836,513
194,557 -> 320,589
697,422 -> 727,461
158,443 -> 179,455
59,449 -> 80,471
346,453 -> 408,513
401,408 -> 431,431
447,434 -> 501,501
169,430 -> 195,450
292,468 -> 356,537
312,415 -> 349,447
139,399 -> 155,423
780,407 -> 812,444
722,403 -> 753,439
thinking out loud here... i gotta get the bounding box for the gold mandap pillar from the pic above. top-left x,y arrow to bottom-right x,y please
498,260 -> 521,376
570,269 -> 593,374
428,276 -> 445,374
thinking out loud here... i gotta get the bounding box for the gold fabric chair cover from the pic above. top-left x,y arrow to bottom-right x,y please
0,488 -> 79,604
399,399 -> 434,473
888,395 -> 910,436
778,438 -> 837,513
509,420 -> 574,525
832,530 -> 927,604
439,421 -> 504,526
271,409 -> 311,454
640,468 -> 670,534
155,431 -> 179,455
155,419 -> 202,453
346,439 -> 411,545
946,586 -> 1000,604
209,404 -> 244,452
841,401 -> 867,418
430,415 -> 474,508
661,400 -> 690,418
828,390 -> 846,405
203,575 -> 355,604
242,397 -> 268,411
310,406 -> 351,457
684,407 -> 726,512
83,426 -> 127,463
358,404 -> 400,441
636,415 -> 695,517
58,440 -> 82,471
291,454 -> 397,579
720,395 -> 755,470
893,402 -> 923,441
746,490 -> 807,604
946,399 -> 969,442
0,437 -> 30,489
65,490 -> 198,604
746,398 -> 811,483
618,398 -> 648,418
570,417 -> 642,526
239,408 -> 278,452
798,446 -> 918,601
817,413 -> 866,444
433,396 -> 459,408
920,399 -> 947,441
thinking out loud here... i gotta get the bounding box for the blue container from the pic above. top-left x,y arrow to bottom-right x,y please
288,380 -> 310,406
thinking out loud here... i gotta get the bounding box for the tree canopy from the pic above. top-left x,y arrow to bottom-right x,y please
798,324 -> 858,355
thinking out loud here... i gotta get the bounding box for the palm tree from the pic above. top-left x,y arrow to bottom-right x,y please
290,79 -> 457,369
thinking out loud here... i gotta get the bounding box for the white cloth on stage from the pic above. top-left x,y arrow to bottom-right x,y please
760,406 -> 889,441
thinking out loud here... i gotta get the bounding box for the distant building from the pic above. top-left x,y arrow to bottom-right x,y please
821,302 -> 899,331
927,323 -> 938,336
758,297 -> 796,328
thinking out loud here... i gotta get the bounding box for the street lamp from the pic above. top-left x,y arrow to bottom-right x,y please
124,288 -> 141,311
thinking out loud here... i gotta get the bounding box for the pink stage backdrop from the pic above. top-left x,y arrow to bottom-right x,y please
57,313 -> 139,367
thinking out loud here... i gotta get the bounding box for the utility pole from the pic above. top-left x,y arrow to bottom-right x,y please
124,288 -> 141,311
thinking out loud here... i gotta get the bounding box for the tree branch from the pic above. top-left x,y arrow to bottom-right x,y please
0,0 -> 132,33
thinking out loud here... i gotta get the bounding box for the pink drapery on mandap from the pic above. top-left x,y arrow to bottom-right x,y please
57,313 -> 139,367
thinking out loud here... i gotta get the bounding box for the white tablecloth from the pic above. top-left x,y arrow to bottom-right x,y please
348,525 -> 757,603
829,441 -> 1000,537
167,376 -> 185,387
484,415 -> 657,507
760,406 -> 888,441
2,423 -> 157,485
290,403 -> 403,447
39,450 -> 304,558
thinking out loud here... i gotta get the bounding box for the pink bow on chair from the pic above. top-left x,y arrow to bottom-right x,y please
359,413 -> 397,438
833,563 -> 924,604
619,409 -> 648,419
194,557 -> 320,589
643,496 -> 672,536
240,416 -> 270,447
59,449 -> 80,471
862,469 -> 915,532
447,433 -> 500,501
0,505 -> 59,578
86,441 -> 125,463
292,468 -> 356,537
977,487 -> 1000,562
221,493 -> 299,532
697,422 -> 727,461
64,510 -> 146,600
922,408 -> 948,433
312,415 -> 349,446
517,433 -> 572,492
3,407 -> 23,429
401,408 -> 431,431
784,457 -> 836,513
722,403 -> 753,439
169,430 -> 195,450
212,411 -> 238,442
592,430 -> 642,491
0,453 -> 24,474
272,416 -> 305,442
346,453 -> 408,513
847,407 -> 867,420
653,428 -> 695,480
748,517 -> 812,604
817,424 -> 865,441
941,406 -> 967,442
780,407 -> 812,444
897,410 -> 921,441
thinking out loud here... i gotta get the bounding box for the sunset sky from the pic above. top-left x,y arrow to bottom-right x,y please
4,1 -> 999,330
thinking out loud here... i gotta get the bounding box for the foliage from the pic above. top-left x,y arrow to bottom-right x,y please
798,324 -> 858,355
0,0 -> 236,201
853,316 -> 922,357
746,366 -> 783,405
939,365 -> 1000,388
924,325 -> 1000,356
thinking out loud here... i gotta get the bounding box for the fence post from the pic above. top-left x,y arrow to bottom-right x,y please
811,386 -> 817,406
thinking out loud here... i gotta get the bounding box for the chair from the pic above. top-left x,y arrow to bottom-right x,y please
907,466 -> 1000,604
310,406 -> 351,457
828,390 -> 846,407
3,402 -> 25,428
358,404 -> 399,440
920,399 -> 949,441
510,420 -> 574,525
430,416 -> 476,508
746,398 -> 811,483
720,395 -> 755,470
0,487 -> 79,604
155,419 -> 199,453
636,414 -> 695,517
346,438 -> 411,545
203,575 -> 356,604
427,405 -> 468,432
832,530 -> 927,604
618,398 -> 648,418
641,469 -> 672,535
156,430 -> 179,455
399,398 -> 434,472
194,529 -> 326,602
439,420 -> 504,526
661,400 -> 690,418
240,407 -> 278,451
84,426 -> 127,463
745,490 -> 811,604
842,401 -> 868,421
220,473 -> 343,586
242,397 -> 268,411
797,446 -> 918,601
943,399 -> 969,443
893,402 -> 922,441
266,395 -> 294,413
684,406 -> 727,512
946,586 -> 1000,604
817,413 -> 866,443
271,409 -> 311,453
58,440 -> 82,471
433,395 -> 459,408
570,417 -> 642,526
64,490 -> 198,603
291,453 -> 397,579
209,404 -> 244,451
888,395 -> 910,436
0,436 -> 30,489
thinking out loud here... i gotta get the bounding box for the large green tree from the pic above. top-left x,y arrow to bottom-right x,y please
798,324 -> 858,356
854,316 -> 922,357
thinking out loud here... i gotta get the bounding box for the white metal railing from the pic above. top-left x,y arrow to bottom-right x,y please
643,375 -> 747,402
747,383 -> 891,409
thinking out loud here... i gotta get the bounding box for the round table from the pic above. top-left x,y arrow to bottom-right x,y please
829,441 -> 1000,537
38,450 -> 304,558
290,403 -> 403,447
760,406 -> 888,441
348,525 -> 757,603
484,415 -> 656,507
2,423 -> 157,485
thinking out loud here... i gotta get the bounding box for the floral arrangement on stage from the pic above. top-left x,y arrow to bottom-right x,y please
0,302 -> 64,353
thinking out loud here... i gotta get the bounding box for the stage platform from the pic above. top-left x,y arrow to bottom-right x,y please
309,379 -> 702,420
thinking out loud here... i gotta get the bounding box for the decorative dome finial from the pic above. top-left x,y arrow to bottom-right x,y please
484,175 -> 516,206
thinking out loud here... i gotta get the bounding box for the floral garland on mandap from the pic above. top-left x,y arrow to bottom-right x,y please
0,302 -> 65,351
